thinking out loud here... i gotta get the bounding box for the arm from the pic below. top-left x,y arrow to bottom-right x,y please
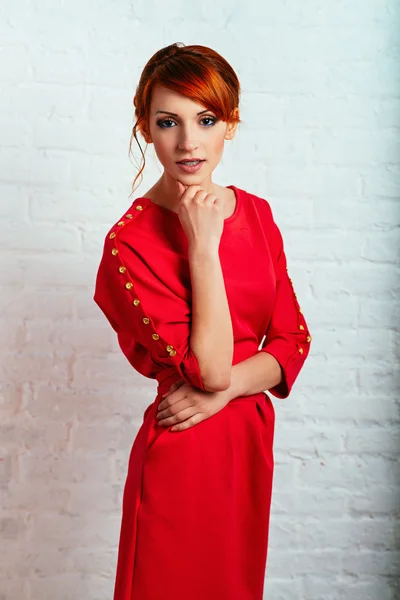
188,243 -> 234,393
220,199 -> 312,402
222,351 -> 283,401
258,208 -> 312,398
93,201 -> 233,393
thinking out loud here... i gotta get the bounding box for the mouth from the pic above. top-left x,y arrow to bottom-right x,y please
176,159 -> 206,174
176,159 -> 205,166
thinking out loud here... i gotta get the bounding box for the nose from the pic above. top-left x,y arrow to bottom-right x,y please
177,125 -> 199,152
178,140 -> 198,152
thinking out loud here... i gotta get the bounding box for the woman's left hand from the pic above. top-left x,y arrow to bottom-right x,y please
156,378 -> 230,432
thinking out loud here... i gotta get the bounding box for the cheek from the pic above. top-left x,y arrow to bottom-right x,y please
210,133 -> 226,158
152,133 -> 174,161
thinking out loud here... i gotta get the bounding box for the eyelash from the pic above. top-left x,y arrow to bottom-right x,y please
156,116 -> 218,129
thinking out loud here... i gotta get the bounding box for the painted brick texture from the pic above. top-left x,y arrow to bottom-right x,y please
1,0 -> 399,598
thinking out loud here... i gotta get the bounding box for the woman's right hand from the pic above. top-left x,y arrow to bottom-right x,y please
174,179 -> 225,251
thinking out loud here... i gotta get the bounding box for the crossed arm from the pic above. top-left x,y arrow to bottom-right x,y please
187,242 -> 233,393
188,212 -> 311,401
95,201 -> 309,402
187,241 -> 283,398
227,351 -> 283,400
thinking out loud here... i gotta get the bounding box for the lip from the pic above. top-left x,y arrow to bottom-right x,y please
176,158 -> 204,163
176,160 -> 205,174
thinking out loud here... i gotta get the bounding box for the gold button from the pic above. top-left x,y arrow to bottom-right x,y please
135,205 -> 143,211
109,232 -> 116,239
298,347 -> 304,354
125,282 -> 133,290
299,308 -> 302,314
111,248 -> 118,256
133,298 -> 140,306
306,335 -> 311,343
119,266 -> 126,274
117,221 -> 124,226
126,213 -> 133,219
169,349 -> 177,356
152,333 -> 160,341
299,325 -> 304,330
143,317 -> 150,324
166,345 -> 173,352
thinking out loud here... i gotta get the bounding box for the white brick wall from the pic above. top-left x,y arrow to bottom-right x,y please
1,1 -> 399,598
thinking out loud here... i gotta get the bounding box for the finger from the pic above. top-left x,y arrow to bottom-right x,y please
203,193 -> 218,207
161,382 -> 178,400
158,383 -> 181,410
170,413 -> 203,432
165,378 -> 184,394
158,391 -> 178,410
175,180 -> 204,202
159,382 -> 188,409
157,395 -> 193,418
157,405 -> 199,426
175,179 -> 188,199
157,403 -> 185,420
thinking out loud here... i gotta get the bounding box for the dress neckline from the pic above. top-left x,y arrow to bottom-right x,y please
139,185 -> 241,224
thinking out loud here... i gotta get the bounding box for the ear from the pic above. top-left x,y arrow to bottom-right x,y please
140,123 -> 153,144
224,107 -> 239,141
142,129 -> 153,144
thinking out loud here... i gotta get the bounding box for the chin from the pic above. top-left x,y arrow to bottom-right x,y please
173,170 -> 205,181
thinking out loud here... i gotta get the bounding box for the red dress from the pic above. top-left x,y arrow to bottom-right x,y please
94,184 -> 311,600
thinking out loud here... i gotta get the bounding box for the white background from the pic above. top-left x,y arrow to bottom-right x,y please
1,0 -> 399,598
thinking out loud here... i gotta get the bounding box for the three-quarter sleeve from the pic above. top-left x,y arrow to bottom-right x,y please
93,202 -> 207,391
259,205 -> 312,399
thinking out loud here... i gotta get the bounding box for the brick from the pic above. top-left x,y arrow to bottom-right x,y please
1,3 -> 399,597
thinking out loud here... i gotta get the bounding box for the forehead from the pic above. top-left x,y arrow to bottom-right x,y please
150,84 -> 208,114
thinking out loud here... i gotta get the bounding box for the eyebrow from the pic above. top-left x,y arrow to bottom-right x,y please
155,109 -> 211,116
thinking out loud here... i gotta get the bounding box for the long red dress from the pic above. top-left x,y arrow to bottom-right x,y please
93,184 -> 311,600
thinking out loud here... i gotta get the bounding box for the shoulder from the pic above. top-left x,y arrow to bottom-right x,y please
235,186 -> 285,261
97,197 -> 184,290
234,185 -> 277,226
102,197 -> 154,245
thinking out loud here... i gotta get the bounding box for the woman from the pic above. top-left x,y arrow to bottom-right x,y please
94,42 -> 312,600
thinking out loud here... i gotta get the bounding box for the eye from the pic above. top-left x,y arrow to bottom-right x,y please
156,116 -> 218,129
200,116 -> 217,127
156,118 -> 176,128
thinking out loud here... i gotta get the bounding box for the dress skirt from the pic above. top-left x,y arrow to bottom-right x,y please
112,370 -> 275,600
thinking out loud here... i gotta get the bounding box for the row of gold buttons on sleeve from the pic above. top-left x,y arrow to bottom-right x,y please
299,324 -> 312,343
286,265 -> 312,354
107,202 -> 178,359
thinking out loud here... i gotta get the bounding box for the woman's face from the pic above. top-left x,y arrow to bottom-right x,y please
143,84 -> 238,187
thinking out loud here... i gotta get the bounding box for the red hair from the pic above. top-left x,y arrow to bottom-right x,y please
128,42 -> 242,197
